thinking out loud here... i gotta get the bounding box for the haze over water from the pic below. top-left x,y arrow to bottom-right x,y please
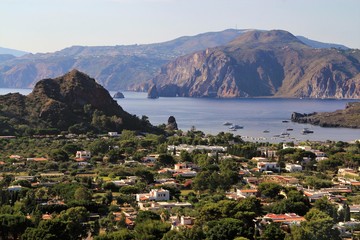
1,88 -> 359,143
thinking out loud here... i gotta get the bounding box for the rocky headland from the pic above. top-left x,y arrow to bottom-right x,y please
291,102 -> 360,128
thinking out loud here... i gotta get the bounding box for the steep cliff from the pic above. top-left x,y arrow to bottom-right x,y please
151,30 -> 360,98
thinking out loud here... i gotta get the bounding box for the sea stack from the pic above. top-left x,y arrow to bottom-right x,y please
166,116 -> 178,130
113,92 -> 125,98
147,85 -> 159,99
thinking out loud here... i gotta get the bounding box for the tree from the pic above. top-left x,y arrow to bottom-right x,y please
287,208 -> 341,240
206,218 -> 253,240
136,211 -> 161,223
258,182 -> 282,199
261,222 -> 285,240
0,214 -> 32,240
313,197 -> 338,221
158,154 -> 175,166
49,149 -> 69,162
135,169 -> 154,184
134,220 -> 170,240
73,186 -> 92,203
94,229 -> 133,240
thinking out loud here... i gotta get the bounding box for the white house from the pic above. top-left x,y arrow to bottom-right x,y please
75,151 -> 91,159
236,189 -> 259,198
285,164 -> 303,172
257,162 -> 280,172
136,188 -> 170,202
108,132 -> 119,137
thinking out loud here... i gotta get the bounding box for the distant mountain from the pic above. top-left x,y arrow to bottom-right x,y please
0,29 -> 351,91
0,47 -> 28,57
0,70 -> 159,135
151,30 -> 360,98
0,29 -> 246,90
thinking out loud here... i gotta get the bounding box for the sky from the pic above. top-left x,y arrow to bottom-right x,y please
1,0 -> 359,53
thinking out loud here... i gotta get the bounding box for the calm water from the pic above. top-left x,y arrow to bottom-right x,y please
1,88 -> 359,143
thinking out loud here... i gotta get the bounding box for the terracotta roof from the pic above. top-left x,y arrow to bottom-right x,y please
239,189 -> 258,193
264,213 -> 305,223
42,214 -> 52,220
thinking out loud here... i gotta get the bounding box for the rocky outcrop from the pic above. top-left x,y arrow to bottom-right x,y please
151,30 -> 360,99
291,102 -> 360,128
0,70 -> 160,135
113,92 -> 125,98
166,116 -> 178,130
147,85 -> 159,99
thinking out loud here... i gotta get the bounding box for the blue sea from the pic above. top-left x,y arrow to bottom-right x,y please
1,88 -> 359,143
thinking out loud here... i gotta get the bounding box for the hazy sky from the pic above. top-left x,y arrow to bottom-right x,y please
1,0 -> 359,53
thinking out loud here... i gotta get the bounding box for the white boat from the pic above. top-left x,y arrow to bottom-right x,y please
229,124 -> 244,130
302,128 -> 314,134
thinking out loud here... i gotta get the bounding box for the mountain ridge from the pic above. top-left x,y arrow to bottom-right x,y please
150,30 -> 360,99
0,29 -> 352,91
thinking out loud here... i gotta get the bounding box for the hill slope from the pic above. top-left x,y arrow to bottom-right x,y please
0,70 -> 157,135
150,30 -> 360,98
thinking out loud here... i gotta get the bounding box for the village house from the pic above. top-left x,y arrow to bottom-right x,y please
257,162 -> 280,173
75,150 -> 91,160
108,132 -> 119,137
251,157 -> 269,162
338,168 -> 358,177
136,188 -> 170,202
262,213 -> 305,225
7,185 -> 23,191
257,147 -> 277,158
138,201 -> 192,211
167,144 -> 227,155
170,215 -> 195,230
236,188 -> 259,198
285,163 -> 303,172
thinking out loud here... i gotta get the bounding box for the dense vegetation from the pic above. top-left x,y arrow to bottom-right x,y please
0,126 -> 359,239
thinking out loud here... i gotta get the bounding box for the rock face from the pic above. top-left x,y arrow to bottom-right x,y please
291,102 -> 360,128
166,116 -> 178,130
151,30 -> 360,98
0,69 -> 159,135
147,85 -> 159,99
113,92 -> 125,98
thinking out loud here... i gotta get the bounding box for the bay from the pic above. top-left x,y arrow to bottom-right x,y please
112,91 -> 360,143
1,88 -> 359,143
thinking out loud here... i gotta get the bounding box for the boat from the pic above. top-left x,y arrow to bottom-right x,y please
223,122 -> 233,126
229,124 -> 244,130
281,131 -> 290,136
263,130 -> 270,133
282,120 -> 289,123
286,128 -> 293,131
302,128 -> 314,134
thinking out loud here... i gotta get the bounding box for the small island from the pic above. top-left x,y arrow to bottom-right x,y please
113,91 -> 125,98
291,102 -> 360,128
